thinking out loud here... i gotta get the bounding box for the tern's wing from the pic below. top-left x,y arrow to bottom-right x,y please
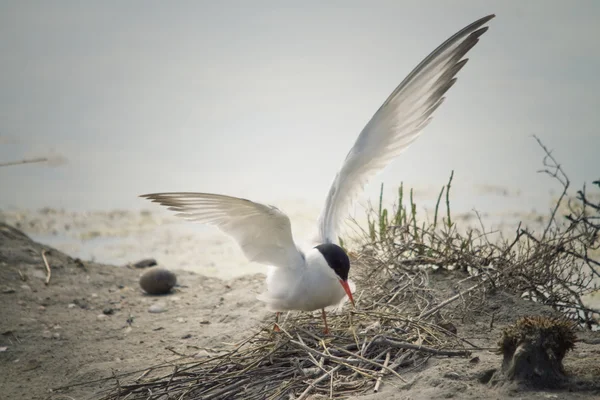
141,192 -> 305,269
316,14 -> 495,244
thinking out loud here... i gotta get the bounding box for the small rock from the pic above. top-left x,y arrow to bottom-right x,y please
140,268 -> 177,295
176,317 -> 185,323
2,288 -> 15,294
469,356 -> 480,364
38,306 -> 46,311
148,303 -> 167,313
123,326 -> 133,334
200,320 -> 210,325
103,307 -> 115,315
91,293 -> 98,298
182,334 -> 192,339
0,346 -> 7,352
73,299 -> 89,309
68,303 -> 76,309
42,331 -> 52,339
97,314 -> 108,321
132,258 -> 158,269
20,285 -> 31,291
52,332 -> 60,339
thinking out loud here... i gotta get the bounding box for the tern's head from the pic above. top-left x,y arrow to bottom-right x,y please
315,243 -> 355,307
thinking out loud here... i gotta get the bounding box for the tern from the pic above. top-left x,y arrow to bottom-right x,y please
141,14 -> 495,334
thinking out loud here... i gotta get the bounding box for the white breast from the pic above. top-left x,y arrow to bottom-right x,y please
257,248 -> 349,312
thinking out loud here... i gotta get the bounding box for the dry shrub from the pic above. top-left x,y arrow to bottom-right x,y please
350,136 -> 599,329
494,316 -> 577,387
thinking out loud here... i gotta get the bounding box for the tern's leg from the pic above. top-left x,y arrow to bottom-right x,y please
321,309 -> 330,335
273,312 -> 281,332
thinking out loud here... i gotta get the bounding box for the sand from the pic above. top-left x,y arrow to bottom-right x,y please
1,221 -> 599,400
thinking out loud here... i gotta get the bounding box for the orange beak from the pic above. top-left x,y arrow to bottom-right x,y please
340,280 -> 355,307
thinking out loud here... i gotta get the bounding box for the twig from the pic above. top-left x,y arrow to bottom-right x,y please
41,250 -> 51,285
374,352 -> 390,392
0,157 -> 49,167
297,365 -> 341,400
202,378 -> 251,400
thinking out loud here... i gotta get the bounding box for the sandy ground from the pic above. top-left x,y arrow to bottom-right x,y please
1,222 -> 600,400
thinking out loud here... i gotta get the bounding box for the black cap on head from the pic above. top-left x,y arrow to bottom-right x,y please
315,243 -> 350,281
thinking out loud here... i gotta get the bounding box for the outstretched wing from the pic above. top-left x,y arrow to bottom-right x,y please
317,14 -> 495,244
141,192 -> 305,269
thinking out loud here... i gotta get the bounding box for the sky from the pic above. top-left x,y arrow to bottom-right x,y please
1,1 -> 599,219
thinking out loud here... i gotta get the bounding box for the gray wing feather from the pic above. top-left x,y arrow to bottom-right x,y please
317,14 -> 495,244
141,192 -> 305,269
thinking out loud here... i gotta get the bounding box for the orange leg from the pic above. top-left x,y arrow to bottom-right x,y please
273,312 -> 281,332
321,309 -> 330,335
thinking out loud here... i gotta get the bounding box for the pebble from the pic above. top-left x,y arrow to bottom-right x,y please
97,314 -> 108,321
148,303 -> 167,313
103,307 -> 115,315
132,258 -> 158,269
140,268 -> 177,295
20,285 -> 31,291
2,288 -> 15,294
68,303 -> 76,309
42,331 -> 52,339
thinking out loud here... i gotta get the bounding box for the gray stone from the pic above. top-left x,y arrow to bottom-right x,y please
140,268 -> 177,295
148,303 -> 167,313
